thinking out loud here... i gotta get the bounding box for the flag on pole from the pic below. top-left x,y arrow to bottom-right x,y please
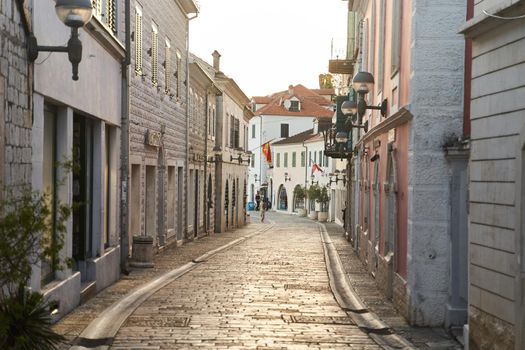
311,163 -> 324,176
262,142 -> 272,165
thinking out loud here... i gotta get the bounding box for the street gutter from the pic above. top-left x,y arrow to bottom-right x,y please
318,223 -> 416,349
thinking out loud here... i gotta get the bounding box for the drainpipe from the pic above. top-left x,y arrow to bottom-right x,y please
203,86 -> 211,234
120,0 -> 131,271
185,12 -> 198,239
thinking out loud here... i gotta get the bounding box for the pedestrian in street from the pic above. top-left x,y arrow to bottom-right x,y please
261,198 -> 267,222
255,191 -> 261,211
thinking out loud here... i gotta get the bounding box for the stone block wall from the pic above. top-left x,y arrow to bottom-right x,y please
0,0 -> 32,194
128,0 -> 189,243
406,0 -> 466,326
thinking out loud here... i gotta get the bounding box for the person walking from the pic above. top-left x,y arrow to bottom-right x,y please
255,191 -> 261,211
261,198 -> 267,222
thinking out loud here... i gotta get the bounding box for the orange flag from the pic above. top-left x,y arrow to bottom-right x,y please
262,142 -> 272,165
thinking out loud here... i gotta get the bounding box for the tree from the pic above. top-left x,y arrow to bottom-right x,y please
317,186 -> 330,212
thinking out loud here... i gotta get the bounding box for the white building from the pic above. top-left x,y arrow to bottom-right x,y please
31,0 -> 126,318
248,85 -> 334,206
270,121 -> 348,225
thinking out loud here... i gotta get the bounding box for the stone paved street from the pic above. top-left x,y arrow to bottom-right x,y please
54,212 -> 462,349
111,216 -> 378,349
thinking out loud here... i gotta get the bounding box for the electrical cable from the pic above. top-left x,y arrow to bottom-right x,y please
482,9 -> 525,20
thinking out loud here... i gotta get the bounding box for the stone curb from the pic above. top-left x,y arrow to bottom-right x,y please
70,224 -> 273,350
318,223 -> 417,349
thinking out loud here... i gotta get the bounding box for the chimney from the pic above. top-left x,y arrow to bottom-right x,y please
212,50 -> 221,71
288,85 -> 294,95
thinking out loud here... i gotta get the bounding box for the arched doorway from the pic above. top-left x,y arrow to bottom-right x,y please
243,180 -> 247,223
293,184 -> 305,212
232,179 -> 236,228
372,159 -> 380,271
207,174 -> 212,232
278,185 -> 288,211
270,179 -> 273,209
384,149 -> 397,299
224,180 -> 229,229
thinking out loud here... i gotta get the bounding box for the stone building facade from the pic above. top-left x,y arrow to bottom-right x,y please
127,0 -> 198,252
462,1 -> 525,348
349,0 -> 467,327
211,53 -> 253,233
188,54 -> 219,236
1,0 -> 32,195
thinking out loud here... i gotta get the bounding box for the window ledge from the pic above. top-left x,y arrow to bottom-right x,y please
84,17 -> 126,60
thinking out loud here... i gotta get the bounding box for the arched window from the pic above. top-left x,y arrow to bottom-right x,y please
278,185 -> 288,211
384,149 -> 397,255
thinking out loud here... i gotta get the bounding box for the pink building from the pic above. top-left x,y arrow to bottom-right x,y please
346,0 -> 468,328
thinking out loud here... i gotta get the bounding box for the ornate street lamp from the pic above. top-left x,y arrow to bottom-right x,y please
28,0 -> 94,81
351,71 -> 388,127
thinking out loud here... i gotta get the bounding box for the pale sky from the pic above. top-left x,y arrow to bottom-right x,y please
190,0 -> 349,98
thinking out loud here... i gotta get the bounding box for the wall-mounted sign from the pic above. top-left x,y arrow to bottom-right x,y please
146,129 -> 161,147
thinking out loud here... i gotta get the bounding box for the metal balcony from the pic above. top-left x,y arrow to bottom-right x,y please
328,59 -> 355,75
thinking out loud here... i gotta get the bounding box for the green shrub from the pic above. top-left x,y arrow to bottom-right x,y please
0,287 -> 65,349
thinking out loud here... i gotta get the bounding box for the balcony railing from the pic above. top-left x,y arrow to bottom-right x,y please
328,59 -> 355,75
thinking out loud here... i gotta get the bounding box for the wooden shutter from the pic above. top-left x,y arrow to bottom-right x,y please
165,41 -> 171,93
151,25 -> 158,86
106,0 -> 117,34
135,7 -> 143,74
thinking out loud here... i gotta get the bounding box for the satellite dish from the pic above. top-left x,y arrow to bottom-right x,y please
283,100 -> 291,109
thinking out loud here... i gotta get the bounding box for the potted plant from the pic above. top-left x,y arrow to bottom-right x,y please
317,187 -> 330,222
307,184 -> 321,220
293,186 -> 307,217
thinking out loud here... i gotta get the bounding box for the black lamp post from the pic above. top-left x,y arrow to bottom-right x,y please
28,0 -> 93,81
341,71 -> 387,133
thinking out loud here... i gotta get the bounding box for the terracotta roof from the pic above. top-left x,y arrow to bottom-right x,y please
253,84 -> 335,118
272,129 -> 317,146
252,96 -> 272,104
312,88 -> 335,96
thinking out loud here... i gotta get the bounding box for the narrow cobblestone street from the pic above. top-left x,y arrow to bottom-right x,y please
53,212 -> 462,349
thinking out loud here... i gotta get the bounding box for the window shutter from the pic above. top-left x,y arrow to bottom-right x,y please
106,0 -> 117,34
176,50 -> 182,98
391,0 -> 401,74
93,0 -> 101,18
152,26 -> 158,86
165,41 -> 171,93
135,8 -> 143,74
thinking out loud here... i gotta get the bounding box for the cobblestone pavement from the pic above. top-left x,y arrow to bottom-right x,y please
54,211 -> 462,349
111,215 -> 379,349
53,223 -> 262,349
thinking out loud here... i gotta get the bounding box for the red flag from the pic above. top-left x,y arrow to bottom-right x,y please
262,142 -> 272,165
311,163 -> 323,175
